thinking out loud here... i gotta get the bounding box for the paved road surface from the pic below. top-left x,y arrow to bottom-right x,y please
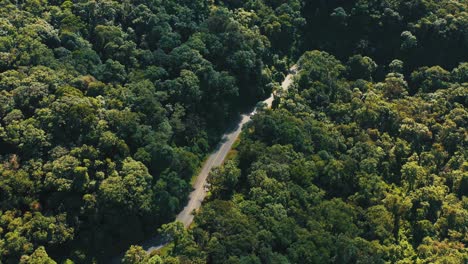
140,66 -> 297,254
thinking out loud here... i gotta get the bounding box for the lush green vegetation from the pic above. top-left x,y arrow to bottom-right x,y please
0,0 -> 466,263
0,0 -> 293,262
124,0 -> 466,263
302,0 -> 467,74
155,50 -> 466,263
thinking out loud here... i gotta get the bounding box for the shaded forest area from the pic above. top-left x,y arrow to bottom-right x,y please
0,0 -> 466,263
157,50 -> 466,263
127,0 -> 466,263
0,0 -> 293,262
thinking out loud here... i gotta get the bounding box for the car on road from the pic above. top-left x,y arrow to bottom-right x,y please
250,101 -> 267,116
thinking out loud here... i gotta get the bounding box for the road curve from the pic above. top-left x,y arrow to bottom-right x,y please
141,66 -> 297,254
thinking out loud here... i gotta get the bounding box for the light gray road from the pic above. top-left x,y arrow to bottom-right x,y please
142,66 -> 297,254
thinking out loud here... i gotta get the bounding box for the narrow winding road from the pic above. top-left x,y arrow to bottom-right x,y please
141,66 -> 297,254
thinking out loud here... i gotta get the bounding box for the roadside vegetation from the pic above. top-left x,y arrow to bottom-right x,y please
0,0 -> 466,263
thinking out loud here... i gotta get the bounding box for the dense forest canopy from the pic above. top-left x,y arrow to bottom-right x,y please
156,50 -> 466,263
0,0 -> 466,263
0,0 -> 289,262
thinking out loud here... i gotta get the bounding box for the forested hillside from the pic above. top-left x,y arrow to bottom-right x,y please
0,0 -> 466,263
125,0 -> 466,263
0,0 -> 296,262
156,50 -> 466,263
